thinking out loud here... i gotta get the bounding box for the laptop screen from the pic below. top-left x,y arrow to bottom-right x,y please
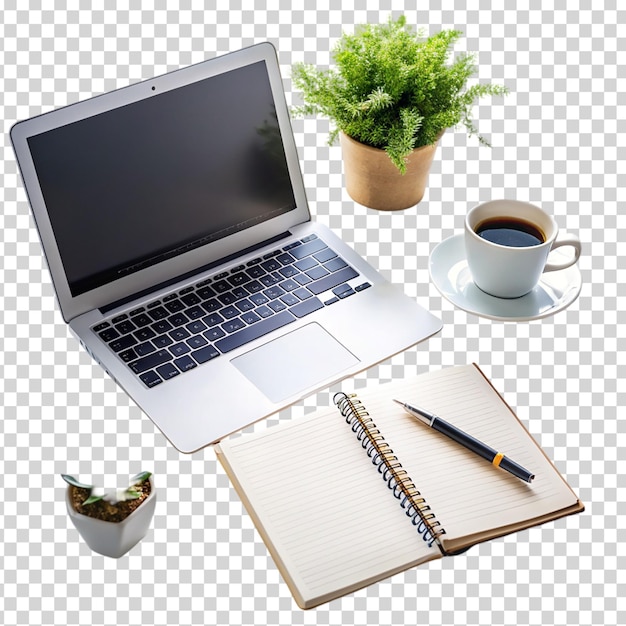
27,60 -> 297,297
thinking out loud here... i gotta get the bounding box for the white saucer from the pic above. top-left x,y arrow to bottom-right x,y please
429,234 -> 582,321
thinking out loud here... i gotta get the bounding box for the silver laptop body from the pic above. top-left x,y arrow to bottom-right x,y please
11,42 -> 441,452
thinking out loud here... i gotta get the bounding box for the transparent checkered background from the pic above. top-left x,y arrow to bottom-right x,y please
0,1 -> 623,625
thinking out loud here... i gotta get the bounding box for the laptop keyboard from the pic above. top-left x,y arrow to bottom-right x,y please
92,234 -> 371,388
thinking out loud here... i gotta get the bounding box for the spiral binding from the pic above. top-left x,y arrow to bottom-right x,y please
334,392 -> 446,552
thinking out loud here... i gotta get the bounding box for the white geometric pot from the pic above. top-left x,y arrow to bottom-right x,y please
66,476 -> 156,558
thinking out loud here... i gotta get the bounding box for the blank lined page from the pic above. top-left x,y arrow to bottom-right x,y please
354,365 -> 579,543
216,408 -> 439,608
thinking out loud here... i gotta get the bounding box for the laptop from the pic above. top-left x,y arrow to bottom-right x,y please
11,42 -> 442,452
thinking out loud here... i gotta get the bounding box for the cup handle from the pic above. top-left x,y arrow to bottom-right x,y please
544,233 -> 581,272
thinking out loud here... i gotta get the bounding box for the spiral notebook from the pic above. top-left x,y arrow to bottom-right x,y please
215,364 -> 583,609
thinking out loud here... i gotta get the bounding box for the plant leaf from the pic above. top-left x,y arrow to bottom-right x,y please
61,474 -> 93,489
129,471 -> 152,485
82,494 -> 104,505
291,15 -> 508,172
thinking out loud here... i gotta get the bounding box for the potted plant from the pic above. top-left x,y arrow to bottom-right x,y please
62,471 -> 156,558
292,16 -> 508,211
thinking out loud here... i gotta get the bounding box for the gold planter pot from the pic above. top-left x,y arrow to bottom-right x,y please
339,131 -> 443,211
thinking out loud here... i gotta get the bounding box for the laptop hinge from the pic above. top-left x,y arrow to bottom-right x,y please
99,231 -> 292,315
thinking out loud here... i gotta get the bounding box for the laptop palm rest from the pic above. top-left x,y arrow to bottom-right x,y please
231,323 -> 359,403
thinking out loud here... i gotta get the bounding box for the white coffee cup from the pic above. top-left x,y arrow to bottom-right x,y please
464,199 -> 581,299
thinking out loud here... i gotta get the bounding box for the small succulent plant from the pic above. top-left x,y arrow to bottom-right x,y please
61,472 -> 152,505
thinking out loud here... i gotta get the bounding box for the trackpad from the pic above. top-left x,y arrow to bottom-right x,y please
231,323 -> 359,403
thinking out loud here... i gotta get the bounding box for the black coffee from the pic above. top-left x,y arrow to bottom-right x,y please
475,217 -> 545,247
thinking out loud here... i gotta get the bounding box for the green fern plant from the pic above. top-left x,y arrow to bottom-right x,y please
292,16 -> 508,173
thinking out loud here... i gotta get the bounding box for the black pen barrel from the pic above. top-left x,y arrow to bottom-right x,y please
432,417 -> 497,462
499,456 -> 535,483
433,417 -> 534,482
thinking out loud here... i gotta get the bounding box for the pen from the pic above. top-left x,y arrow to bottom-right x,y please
393,400 -> 535,483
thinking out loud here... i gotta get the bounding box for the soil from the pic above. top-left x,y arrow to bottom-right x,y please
70,479 -> 151,523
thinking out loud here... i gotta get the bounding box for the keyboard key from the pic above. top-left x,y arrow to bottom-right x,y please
221,306 -> 240,320
283,241 -> 301,251
306,265 -> 330,280
139,370 -> 162,388
294,257 -> 318,271
164,299 -> 185,314
185,305 -> 205,320
213,279 -> 231,293
235,298 -> 255,312
355,282 -> 372,292
156,363 -> 180,380
203,312 -> 224,327
181,292 -> 201,307
307,266 -> 359,295
261,258 -> 281,272
241,311 -> 261,325
294,273 -> 312,286
260,273 -> 281,287
175,355 -> 197,372
93,322 -> 110,332
186,320 -> 207,334
294,287 -> 314,301
324,257 -> 349,272
256,305 -> 273,318
109,335 -> 137,352
170,328 -> 190,341
249,293 -> 269,306
291,297 -> 324,318
290,239 -> 327,259
268,299 -> 287,312
246,280 -> 264,293
222,318 -> 246,334
169,342 -> 191,357
228,272 -> 251,287
135,341 -> 156,357
215,310 -> 296,353
192,345 -> 220,364
187,335 -> 208,349
197,285 -> 216,300
153,335 -> 173,348
263,286 -> 285,300
332,283 -> 353,297
98,327 -> 120,342
278,278 -> 299,292
246,265 -> 265,279
280,293 -> 299,306
278,265 -> 299,278
168,312 -> 190,327
119,347 -> 138,362
134,327 -> 156,342
218,291 -> 238,306
152,319 -> 173,334
314,247 -> 337,263
115,320 -> 136,335
203,327 -> 226,342
201,298 -> 221,314
130,350 -> 172,374
277,252 -> 295,265
147,306 -> 169,321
